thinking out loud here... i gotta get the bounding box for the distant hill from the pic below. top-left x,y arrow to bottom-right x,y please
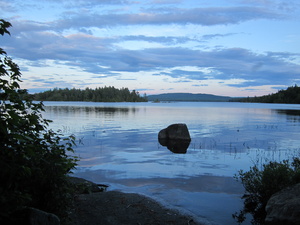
147,93 -> 232,102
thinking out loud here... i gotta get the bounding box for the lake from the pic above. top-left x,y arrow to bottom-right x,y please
42,101 -> 300,225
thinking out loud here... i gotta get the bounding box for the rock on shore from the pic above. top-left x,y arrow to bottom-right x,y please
265,183 -> 300,225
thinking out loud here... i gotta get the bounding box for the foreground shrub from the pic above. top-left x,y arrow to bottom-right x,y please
0,19 -> 78,223
233,158 -> 300,224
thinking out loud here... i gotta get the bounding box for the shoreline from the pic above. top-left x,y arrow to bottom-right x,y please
70,191 -> 212,225
69,177 -> 213,225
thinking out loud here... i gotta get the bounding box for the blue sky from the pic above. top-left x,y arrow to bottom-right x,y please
1,0 -> 300,97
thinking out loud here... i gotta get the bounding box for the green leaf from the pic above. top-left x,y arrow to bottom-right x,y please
0,19 -> 12,36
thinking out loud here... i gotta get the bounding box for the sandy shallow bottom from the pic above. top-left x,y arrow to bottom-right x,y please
69,191 -> 213,225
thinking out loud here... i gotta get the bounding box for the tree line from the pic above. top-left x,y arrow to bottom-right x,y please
231,85 -> 300,104
33,86 -> 148,102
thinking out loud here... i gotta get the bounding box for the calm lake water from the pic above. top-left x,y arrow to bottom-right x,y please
42,101 -> 300,225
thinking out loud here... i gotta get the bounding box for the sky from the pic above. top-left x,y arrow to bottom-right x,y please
1,0 -> 300,97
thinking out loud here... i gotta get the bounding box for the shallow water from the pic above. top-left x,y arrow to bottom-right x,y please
42,101 -> 300,225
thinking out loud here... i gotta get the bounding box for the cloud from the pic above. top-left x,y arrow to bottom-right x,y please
149,0 -> 182,4
0,1 -> 17,13
158,69 -> 209,80
6,25 -> 300,87
52,6 -> 281,31
147,47 -> 300,87
201,33 -> 238,41
119,35 -> 199,45
2,0 -> 300,96
241,0 -> 299,12
24,74 -> 97,90
117,33 -> 238,46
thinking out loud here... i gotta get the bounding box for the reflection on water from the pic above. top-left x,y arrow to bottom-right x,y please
46,105 -> 136,114
275,109 -> 300,116
158,138 -> 191,153
274,109 -> 300,122
42,101 -> 300,225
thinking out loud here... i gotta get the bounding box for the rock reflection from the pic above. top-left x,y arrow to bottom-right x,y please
158,138 -> 191,154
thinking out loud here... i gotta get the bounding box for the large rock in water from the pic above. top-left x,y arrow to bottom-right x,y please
158,123 -> 191,141
158,124 -> 191,153
265,183 -> 300,225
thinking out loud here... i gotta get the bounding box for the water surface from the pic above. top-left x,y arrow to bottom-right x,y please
42,101 -> 300,225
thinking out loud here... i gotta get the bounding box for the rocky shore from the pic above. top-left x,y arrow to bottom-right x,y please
69,190 -> 208,225
68,177 -> 209,225
14,177 -> 300,225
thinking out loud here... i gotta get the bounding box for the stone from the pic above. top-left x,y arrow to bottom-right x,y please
158,123 -> 191,141
28,208 -> 60,225
68,176 -> 108,193
10,207 -> 60,225
158,123 -> 191,153
265,183 -> 300,225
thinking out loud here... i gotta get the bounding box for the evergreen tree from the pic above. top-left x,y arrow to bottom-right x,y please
34,86 -> 148,102
231,85 -> 300,104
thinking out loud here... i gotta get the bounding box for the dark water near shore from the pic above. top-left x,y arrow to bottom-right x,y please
42,101 -> 300,225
